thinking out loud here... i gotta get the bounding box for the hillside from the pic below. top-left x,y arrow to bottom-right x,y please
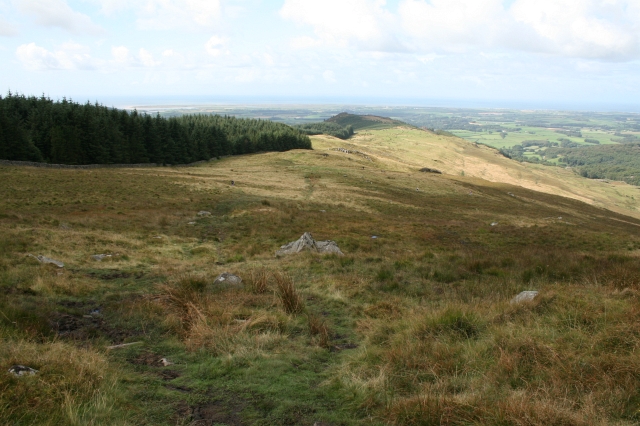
2,130 -> 640,424
313,127 -> 640,220
326,112 -> 407,131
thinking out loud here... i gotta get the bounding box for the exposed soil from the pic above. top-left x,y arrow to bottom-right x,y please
158,370 -> 181,381
129,351 -> 164,367
173,389 -> 249,426
49,311 -> 140,344
84,270 -> 144,280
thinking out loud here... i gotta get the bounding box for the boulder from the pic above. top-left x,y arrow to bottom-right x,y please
8,365 -> 38,377
276,232 -> 344,257
213,272 -> 243,288
511,291 -> 538,304
197,211 -> 211,217
28,254 -> 64,268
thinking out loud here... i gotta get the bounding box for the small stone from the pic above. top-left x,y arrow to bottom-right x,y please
508,192 -> 515,197
558,217 -> 563,220
160,358 -> 174,367
188,222 -> 196,225
8,365 -> 38,377
197,211 -> 211,217
371,236 -> 378,239
91,254 -> 111,261
511,291 -> 539,304
213,272 -> 243,288
491,222 -> 498,227
28,254 -> 64,268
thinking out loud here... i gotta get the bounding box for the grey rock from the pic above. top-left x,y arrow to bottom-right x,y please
197,211 -> 211,217
511,291 -> 539,304
188,221 -> 196,225
490,222 -> 498,227
213,272 -> 243,288
276,232 -> 344,257
28,254 -> 64,268
8,365 -> 38,377
91,254 -> 111,261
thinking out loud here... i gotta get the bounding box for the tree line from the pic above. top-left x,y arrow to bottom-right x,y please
294,122 -> 354,140
0,93 -> 311,165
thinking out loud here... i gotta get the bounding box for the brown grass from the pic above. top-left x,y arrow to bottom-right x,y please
274,272 -> 305,315
308,314 -> 331,348
249,267 -> 270,294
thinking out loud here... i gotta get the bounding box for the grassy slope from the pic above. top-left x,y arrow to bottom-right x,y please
1,130 -> 640,424
338,127 -> 640,219
326,113 -> 405,131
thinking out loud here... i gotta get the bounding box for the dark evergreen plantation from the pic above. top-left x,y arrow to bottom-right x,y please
0,93 -> 311,165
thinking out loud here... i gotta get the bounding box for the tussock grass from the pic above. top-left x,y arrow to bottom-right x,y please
0,339 -> 127,425
274,272 -> 305,315
308,314 -> 331,348
3,135 -> 640,424
248,267 -> 270,294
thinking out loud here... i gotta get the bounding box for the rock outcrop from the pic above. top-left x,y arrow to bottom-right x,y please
276,232 -> 344,257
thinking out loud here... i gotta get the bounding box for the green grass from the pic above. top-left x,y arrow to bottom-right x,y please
2,142 -> 640,424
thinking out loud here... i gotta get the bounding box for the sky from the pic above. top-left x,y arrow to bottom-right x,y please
2,0 -> 640,109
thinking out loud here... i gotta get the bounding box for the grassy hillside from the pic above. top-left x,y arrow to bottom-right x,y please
2,129 -> 640,424
326,112 -> 407,131
332,127 -> 640,220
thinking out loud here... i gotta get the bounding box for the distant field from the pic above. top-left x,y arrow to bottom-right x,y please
453,127 -> 621,150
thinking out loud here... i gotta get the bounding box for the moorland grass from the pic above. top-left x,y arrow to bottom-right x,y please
1,134 -> 640,424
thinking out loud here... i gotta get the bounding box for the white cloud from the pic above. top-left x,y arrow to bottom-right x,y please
323,69 -> 336,83
16,41 -> 97,70
96,0 -> 222,30
111,45 -> 129,63
280,0 -> 402,51
281,0 -> 640,61
205,35 -> 227,57
399,0 -> 511,48
139,48 -> 159,67
290,36 -> 321,50
401,0 -> 640,60
0,15 -> 18,36
111,45 -> 160,67
14,0 -> 104,35
510,0 -> 640,60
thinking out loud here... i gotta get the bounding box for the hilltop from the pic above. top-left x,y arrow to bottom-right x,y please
325,112 -> 407,131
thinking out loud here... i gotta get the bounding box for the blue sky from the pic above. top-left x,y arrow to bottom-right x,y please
2,0 -> 640,109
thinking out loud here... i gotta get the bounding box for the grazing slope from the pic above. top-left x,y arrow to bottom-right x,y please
316,127 -> 640,220
2,126 -> 640,424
